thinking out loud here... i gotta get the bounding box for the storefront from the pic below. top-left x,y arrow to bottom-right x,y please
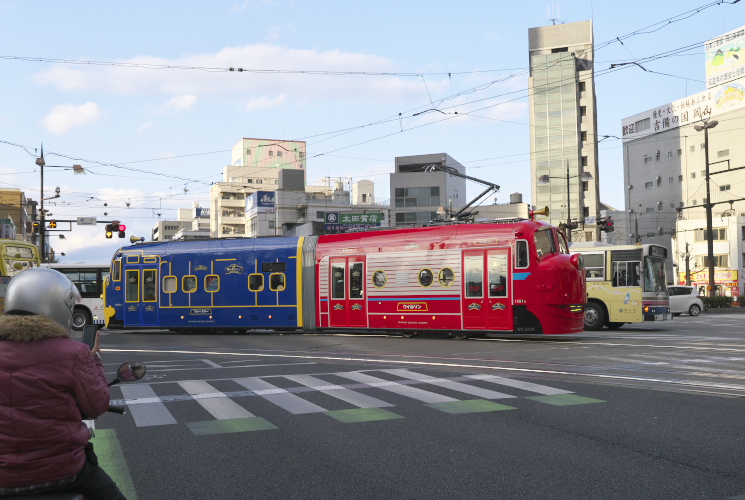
679,270 -> 740,297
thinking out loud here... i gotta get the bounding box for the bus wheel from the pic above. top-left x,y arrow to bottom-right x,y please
583,303 -> 606,331
606,322 -> 624,330
451,332 -> 470,340
401,331 -> 419,338
71,308 -> 91,331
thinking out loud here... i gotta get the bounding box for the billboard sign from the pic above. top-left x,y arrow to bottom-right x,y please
324,212 -> 383,232
705,26 -> 745,89
246,191 -> 276,217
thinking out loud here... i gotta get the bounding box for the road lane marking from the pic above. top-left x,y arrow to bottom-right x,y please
334,371 -> 458,403
284,374 -> 394,408
186,417 -> 277,435
119,385 -> 177,427
526,394 -> 605,405
465,374 -> 573,395
233,377 -> 328,414
91,429 -> 138,500
382,369 -> 516,399
425,399 -> 517,414
178,380 -> 255,419
325,408 -> 403,423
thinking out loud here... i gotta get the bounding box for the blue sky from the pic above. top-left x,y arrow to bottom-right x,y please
0,0 -> 741,262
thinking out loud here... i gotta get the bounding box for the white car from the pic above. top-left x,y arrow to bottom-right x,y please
668,286 -> 704,316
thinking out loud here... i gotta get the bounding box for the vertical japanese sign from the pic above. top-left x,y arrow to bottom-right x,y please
705,26 -> 745,89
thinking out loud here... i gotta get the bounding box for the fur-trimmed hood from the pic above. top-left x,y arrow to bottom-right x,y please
0,314 -> 70,342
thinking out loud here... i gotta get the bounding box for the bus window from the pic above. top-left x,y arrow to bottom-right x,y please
534,229 -> 555,258
248,274 -> 264,291
183,276 -> 197,293
332,263 -> 345,299
515,240 -> 529,268
584,254 -> 605,280
126,270 -> 139,302
465,256 -> 483,298
644,258 -> 667,293
350,263 -> 364,298
488,254 -> 508,297
143,270 -> 157,302
269,273 -> 285,291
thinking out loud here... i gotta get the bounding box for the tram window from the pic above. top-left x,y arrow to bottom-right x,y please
488,255 -> 508,297
163,276 -> 177,293
205,275 -> 219,292
269,273 -> 286,291
143,270 -> 157,302
438,268 -> 455,287
248,273 -> 264,291
372,270 -> 387,288
262,262 -> 286,273
584,254 -> 605,280
557,231 -> 569,254
465,256 -> 483,298
183,275 -> 197,293
332,263 -> 345,299
112,260 -> 121,281
515,241 -> 529,268
126,270 -> 139,302
349,263 -> 364,298
418,269 -> 434,287
534,229 -> 555,258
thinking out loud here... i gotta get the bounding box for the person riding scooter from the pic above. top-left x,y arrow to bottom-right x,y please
0,267 -> 126,500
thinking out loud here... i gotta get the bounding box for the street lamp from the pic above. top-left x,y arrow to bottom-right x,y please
537,160 -> 594,242
694,119 -> 718,298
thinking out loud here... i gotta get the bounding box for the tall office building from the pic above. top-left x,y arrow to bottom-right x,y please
528,20 -> 600,241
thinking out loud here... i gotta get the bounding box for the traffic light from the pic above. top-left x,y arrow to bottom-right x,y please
118,224 -> 126,238
105,224 -> 113,239
49,220 -> 57,229
599,216 -> 614,232
33,221 -> 39,234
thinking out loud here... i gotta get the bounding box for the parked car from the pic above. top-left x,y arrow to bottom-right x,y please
668,285 -> 704,316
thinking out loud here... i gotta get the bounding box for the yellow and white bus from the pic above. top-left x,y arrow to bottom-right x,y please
570,242 -> 672,331
0,239 -> 41,313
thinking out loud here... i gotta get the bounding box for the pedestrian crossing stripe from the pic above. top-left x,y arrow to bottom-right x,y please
113,369 -> 604,429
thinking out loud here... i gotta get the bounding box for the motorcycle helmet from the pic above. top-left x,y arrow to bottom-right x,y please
4,267 -> 82,330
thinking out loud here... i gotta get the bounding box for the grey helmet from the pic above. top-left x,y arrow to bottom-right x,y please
4,267 -> 82,330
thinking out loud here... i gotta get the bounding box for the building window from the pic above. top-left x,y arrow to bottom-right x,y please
299,152 -> 305,159
277,151 -> 282,157
701,170 -> 706,177
678,149 -> 682,156
394,187 -> 440,208
692,199 -> 697,205
583,207 -> 589,217
268,151 -> 274,156
645,182 -> 653,189
690,146 -> 695,153
720,184 -> 731,191
656,151 -> 661,161
316,211 -> 324,219
658,203 -> 662,211
695,254 -> 729,268
581,156 -> 588,167
583,181 -> 589,192
581,131 -> 587,141
695,228 -> 727,241
691,172 -> 696,179
656,177 -> 662,187
551,47 -> 569,53
679,175 -> 683,182
644,156 -> 652,164
717,149 -> 730,158
578,81 -> 586,91
669,177 -> 674,184
700,143 -> 705,150
668,151 -> 673,158
680,202 -> 684,208
268,221 -> 275,229
646,207 -> 654,213
580,106 -> 586,117
635,118 -> 650,131
246,149 -> 251,155
362,194 -> 367,202
670,203 -> 675,209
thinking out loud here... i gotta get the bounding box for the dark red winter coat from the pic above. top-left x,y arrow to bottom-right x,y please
0,314 -> 110,488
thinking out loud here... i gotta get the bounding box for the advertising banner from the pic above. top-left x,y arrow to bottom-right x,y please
246,191 -> 276,217
705,26 -> 745,89
324,212 -> 383,232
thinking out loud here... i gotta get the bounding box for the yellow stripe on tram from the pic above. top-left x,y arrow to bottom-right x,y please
296,237 -> 304,328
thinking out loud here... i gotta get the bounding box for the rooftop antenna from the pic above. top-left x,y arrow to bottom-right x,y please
547,2 -> 560,25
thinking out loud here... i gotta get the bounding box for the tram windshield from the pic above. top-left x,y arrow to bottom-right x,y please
534,229 -> 556,258
643,257 -> 667,293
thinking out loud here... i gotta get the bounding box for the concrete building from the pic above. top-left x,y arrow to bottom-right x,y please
0,188 -> 31,241
152,204 -> 211,241
528,20 -> 601,241
390,153 -> 466,226
211,138 -> 307,237
621,79 -> 745,283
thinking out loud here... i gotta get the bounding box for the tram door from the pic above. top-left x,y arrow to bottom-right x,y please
328,256 -> 367,328
123,263 -> 160,327
461,249 -> 513,331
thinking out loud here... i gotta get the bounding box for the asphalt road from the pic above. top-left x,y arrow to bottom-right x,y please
89,315 -> 745,500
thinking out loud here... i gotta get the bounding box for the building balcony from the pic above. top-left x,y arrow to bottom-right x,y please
218,198 -> 245,208
219,215 -> 245,223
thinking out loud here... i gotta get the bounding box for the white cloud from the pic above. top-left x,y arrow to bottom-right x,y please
41,102 -> 102,135
164,94 -> 197,110
245,93 -> 286,111
32,45 -> 447,104
137,121 -> 153,134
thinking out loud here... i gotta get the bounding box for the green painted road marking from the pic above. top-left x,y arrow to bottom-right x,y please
325,407 -> 404,423
426,399 -> 517,414
91,429 -> 138,500
186,417 -> 278,436
526,394 -> 605,406
727,495 -> 745,500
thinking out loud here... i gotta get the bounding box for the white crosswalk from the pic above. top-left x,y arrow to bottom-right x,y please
113,369 -> 579,428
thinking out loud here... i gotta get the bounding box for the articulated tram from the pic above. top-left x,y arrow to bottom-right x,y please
104,219 -> 586,337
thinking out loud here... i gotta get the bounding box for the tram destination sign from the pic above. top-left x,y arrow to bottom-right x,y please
325,212 -> 383,232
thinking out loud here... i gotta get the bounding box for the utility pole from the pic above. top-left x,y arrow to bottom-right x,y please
36,146 -> 46,262
694,119 -> 719,298
684,242 -> 691,286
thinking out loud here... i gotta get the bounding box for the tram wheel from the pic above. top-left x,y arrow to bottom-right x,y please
583,303 -> 606,331
401,331 -> 419,338
606,322 -> 624,330
451,332 -> 470,340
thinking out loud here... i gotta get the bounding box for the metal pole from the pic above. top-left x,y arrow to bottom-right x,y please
566,159 -> 572,242
704,125 -> 716,298
39,147 -> 45,263
685,243 -> 691,286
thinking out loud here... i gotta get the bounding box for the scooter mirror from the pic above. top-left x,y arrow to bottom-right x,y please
116,361 -> 147,382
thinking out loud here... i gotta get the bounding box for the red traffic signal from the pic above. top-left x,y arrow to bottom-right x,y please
118,223 -> 126,238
